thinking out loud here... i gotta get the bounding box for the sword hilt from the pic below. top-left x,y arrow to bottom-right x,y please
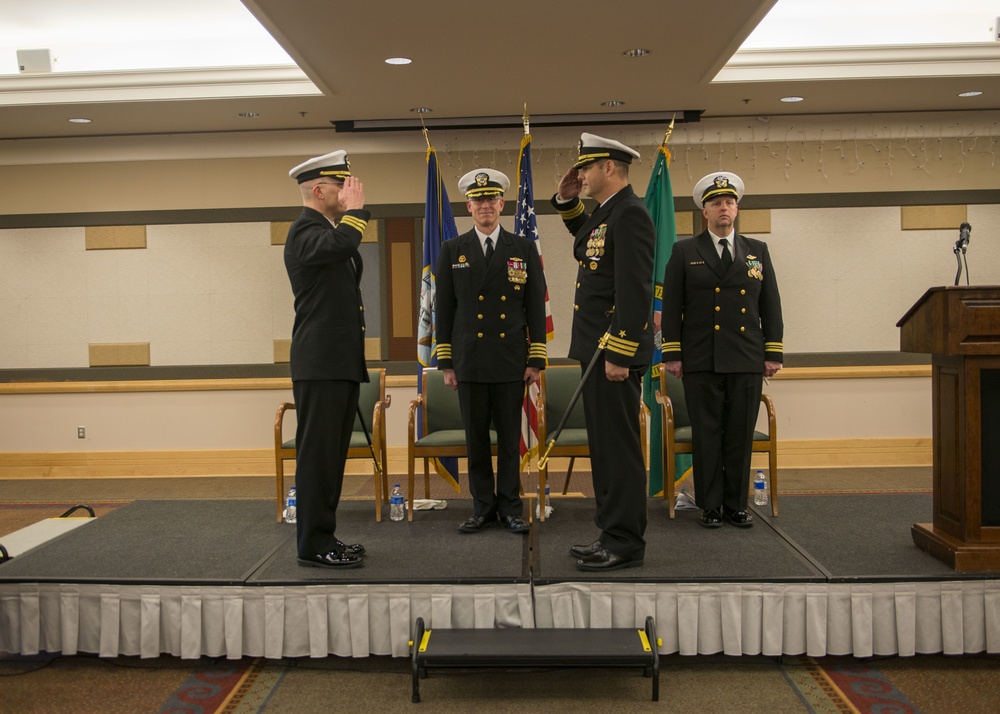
537,439 -> 557,469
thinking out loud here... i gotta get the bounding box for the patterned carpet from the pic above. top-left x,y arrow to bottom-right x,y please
4,650 -> 998,713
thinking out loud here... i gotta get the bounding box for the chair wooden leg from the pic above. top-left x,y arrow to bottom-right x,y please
407,451 -> 416,522
561,457 -> 576,494
539,466 -> 547,522
423,460 -> 431,499
373,464 -> 383,523
275,457 -> 285,523
381,445 -> 390,504
666,451 -> 676,519
769,449 -> 778,517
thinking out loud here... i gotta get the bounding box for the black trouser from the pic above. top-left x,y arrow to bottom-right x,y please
580,355 -> 647,560
682,371 -> 763,512
457,380 -> 525,519
292,379 -> 359,557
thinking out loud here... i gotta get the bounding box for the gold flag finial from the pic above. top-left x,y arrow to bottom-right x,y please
419,114 -> 431,150
661,113 -> 676,147
523,103 -> 530,136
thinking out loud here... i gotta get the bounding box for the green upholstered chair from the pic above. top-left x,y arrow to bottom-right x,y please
405,367 -> 497,521
274,367 -> 391,523
535,365 -> 648,521
656,370 -> 778,519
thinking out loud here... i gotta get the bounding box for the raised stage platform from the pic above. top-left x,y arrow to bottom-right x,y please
1,495 -> 998,659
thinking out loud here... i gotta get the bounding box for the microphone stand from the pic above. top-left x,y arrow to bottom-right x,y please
953,223 -> 972,286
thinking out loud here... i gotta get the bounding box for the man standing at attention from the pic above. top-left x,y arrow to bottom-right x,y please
435,168 -> 547,534
285,150 -> 370,568
661,172 -> 783,529
552,134 -> 655,571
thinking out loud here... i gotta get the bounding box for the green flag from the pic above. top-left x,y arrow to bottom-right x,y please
642,145 -> 693,495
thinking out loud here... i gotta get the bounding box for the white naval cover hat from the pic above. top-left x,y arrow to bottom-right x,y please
573,132 -> 640,168
458,168 -> 510,198
289,150 -> 351,183
692,172 -> 744,208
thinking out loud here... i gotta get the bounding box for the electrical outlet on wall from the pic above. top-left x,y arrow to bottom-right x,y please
77,426 -> 86,439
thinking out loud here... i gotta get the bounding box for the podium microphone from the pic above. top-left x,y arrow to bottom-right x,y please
954,222 -> 972,286
958,222 -> 971,249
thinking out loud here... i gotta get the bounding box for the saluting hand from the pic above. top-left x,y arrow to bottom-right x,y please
556,167 -> 582,202
338,176 -> 366,211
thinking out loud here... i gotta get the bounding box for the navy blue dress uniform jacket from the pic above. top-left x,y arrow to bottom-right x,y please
284,206 -> 371,383
661,231 -> 783,371
434,227 -> 547,382
551,185 -> 655,369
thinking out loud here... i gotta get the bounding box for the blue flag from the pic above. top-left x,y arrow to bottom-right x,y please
418,146 -> 460,490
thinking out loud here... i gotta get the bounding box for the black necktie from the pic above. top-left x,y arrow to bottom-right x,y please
485,236 -> 494,263
719,238 -> 732,271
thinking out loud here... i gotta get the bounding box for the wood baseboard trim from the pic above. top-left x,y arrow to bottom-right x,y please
0,438 -> 932,480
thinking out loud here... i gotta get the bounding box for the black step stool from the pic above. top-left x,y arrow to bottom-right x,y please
409,616 -> 660,702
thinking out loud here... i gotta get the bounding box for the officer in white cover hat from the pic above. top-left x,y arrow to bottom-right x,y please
284,150 -> 369,568
661,171 -> 783,530
550,133 -> 655,571
434,167 -> 547,535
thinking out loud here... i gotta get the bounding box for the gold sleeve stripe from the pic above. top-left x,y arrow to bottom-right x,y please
604,333 -> 639,357
606,335 -> 639,350
662,342 -> 681,353
339,215 -> 368,233
528,343 -> 547,358
764,342 -> 783,352
434,344 -> 452,359
557,201 -> 585,220
606,343 -> 639,357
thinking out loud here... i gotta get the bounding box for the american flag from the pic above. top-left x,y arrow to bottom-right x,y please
514,132 -> 553,465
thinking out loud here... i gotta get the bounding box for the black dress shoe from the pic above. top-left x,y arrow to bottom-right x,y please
575,548 -> 643,571
297,551 -> 364,568
334,539 -> 366,556
569,539 -> 603,558
699,509 -> 723,528
723,508 -> 753,528
499,515 -> 530,533
458,515 -> 494,533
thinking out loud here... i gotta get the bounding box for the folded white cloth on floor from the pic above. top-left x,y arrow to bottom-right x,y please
411,499 -> 447,511
675,486 -> 698,511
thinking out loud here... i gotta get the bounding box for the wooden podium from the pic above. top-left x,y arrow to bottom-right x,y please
897,286 -> 1000,571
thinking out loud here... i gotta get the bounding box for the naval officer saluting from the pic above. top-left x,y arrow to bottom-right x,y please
552,134 -> 656,571
284,150 -> 370,568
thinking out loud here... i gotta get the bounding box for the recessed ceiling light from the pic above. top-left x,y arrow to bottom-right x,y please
958,90 -> 983,98
780,96 -> 804,103
601,100 -> 625,107
237,112 -> 260,119
385,57 -> 412,65
622,48 -> 650,58
68,117 -> 92,124
410,107 -> 432,113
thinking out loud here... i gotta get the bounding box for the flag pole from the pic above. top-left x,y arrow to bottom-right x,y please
523,103 -> 530,135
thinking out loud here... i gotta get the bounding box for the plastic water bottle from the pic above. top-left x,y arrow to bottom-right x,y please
535,484 -> 553,518
753,470 -> 768,506
284,486 -> 297,524
390,484 -> 405,521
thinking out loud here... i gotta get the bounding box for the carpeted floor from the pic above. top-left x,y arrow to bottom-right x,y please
2,649 -> 998,713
